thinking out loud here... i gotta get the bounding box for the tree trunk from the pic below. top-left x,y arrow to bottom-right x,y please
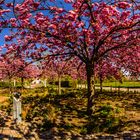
85,81 -> 87,89
80,82 -> 82,89
99,73 -> 103,93
44,79 -> 47,87
9,77 -> 12,94
58,76 -> 61,94
14,79 -> 16,87
86,63 -> 95,116
21,77 -> 24,89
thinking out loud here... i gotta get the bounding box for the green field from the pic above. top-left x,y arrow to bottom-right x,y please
96,81 -> 140,88
0,87 -> 140,137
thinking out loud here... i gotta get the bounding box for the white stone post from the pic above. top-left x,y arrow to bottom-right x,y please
13,93 -> 22,123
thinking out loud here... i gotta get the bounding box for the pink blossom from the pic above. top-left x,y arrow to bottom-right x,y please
4,35 -> 12,41
117,2 -> 131,9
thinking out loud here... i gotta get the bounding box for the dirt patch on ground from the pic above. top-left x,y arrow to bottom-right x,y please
0,96 -> 9,103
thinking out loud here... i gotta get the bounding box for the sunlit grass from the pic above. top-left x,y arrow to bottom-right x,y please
96,81 -> 140,88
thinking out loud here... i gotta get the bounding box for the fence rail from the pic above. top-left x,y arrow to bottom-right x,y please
77,84 -> 140,93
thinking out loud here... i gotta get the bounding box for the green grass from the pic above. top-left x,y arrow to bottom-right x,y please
1,87 -> 140,135
96,81 -> 140,88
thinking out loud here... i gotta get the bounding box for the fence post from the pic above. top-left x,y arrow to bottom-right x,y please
118,86 -> 120,93
127,87 -> 129,93
110,86 -> 112,92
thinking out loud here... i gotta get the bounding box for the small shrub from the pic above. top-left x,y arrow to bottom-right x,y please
99,104 -> 113,117
54,81 -> 71,87
80,126 -> 87,134
0,81 -> 12,88
115,107 -> 121,113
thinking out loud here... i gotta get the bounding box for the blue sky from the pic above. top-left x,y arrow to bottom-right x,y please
0,29 -> 10,46
0,0 -> 72,48
1,0 -> 139,48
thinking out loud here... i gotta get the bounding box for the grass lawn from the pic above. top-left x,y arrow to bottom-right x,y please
96,81 -> 140,88
1,87 -> 139,138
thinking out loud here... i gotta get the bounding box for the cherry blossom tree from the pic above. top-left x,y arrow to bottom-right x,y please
0,54 -> 41,90
16,64 -> 41,88
117,47 -> 140,80
95,58 -> 122,93
0,0 -> 140,115
41,58 -> 76,94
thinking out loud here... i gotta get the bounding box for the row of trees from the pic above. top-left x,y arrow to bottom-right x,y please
0,0 -> 139,116
0,56 -> 121,91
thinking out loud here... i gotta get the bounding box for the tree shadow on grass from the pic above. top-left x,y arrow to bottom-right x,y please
95,90 -> 140,112
0,109 -> 37,139
21,89 -> 140,139
0,133 -> 22,139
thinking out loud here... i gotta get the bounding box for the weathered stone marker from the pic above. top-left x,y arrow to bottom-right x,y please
13,92 -> 22,123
